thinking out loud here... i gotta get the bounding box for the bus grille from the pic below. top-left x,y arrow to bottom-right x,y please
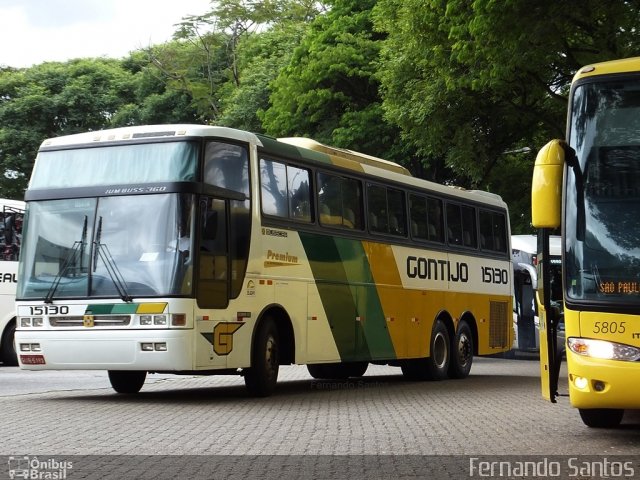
489,301 -> 509,348
49,315 -> 131,327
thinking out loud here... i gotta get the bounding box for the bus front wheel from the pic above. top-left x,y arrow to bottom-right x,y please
108,370 -> 146,394
244,317 -> 280,397
579,408 -> 624,428
1,321 -> 18,366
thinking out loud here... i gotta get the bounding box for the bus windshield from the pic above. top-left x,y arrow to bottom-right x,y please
17,194 -> 194,300
566,77 -> 640,304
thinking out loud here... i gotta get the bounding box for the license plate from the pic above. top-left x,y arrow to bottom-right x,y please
20,354 -> 46,365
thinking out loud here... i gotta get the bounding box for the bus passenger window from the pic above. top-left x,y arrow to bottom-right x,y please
368,185 -> 388,233
387,188 -> 406,236
318,173 -> 362,229
260,159 -> 287,217
446,204 -> 462,245
288,166 -> 311,222
409,195 -> 428,240
427,198 -> 444,243
480,210 -> 507,253
461,206 -> 477,248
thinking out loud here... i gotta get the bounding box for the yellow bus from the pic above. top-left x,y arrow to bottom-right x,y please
532,57 -> 640,427
16,125 -> 512,395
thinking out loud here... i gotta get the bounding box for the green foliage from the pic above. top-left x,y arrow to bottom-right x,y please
261,0 -> 414,166
0,57 -> 198,198
373,0 -> 640,231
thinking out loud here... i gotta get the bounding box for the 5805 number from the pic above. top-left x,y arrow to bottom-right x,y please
592,321 -> 626,334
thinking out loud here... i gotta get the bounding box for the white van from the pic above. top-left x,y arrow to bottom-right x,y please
0,199 -> 24,365
511,234 -> 562,351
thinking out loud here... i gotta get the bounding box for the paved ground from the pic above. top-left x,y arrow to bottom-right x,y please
0,357 -> 639,479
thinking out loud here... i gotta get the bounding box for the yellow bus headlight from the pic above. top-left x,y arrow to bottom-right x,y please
568,337 -> 640,362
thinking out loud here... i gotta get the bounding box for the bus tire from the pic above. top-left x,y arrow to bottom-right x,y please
401,320 -> 450,381
579,408 -> 624,428
244,317 -> 279,397
449,321 -> 473,379
345,361 -> 368,378
108,370 -> 146,394
426,319 -> 450,380
1,321 -> 18,366
400,358 -> 429,380
308,362 -> 368,379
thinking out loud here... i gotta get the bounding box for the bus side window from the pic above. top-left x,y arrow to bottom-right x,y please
409,195 -> 428,240
260,158 -> 287,217
480,210 -> 507,253
461,206 -> 477,248
427,197 -> 444,243
288,165 -> 311,222
446,204 -> 462,245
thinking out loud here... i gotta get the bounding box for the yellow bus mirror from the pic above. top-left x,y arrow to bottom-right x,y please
531,140 -> 564,228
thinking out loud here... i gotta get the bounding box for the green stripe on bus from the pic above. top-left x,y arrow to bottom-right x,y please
86,304 -> 138,314
300,233 -> 396,361
334,237 -> 396,360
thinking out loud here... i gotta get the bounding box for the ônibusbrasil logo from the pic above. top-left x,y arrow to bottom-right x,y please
8,456 -> 72,479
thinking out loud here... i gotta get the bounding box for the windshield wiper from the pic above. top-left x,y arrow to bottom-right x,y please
93,216 -> 132,302
44,216 -> 88,304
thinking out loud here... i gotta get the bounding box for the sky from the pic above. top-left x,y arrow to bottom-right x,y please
0,0 -> 212,68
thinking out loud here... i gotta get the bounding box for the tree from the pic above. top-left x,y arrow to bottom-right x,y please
373,0 -> 640,231
0,59 -> 137,198
261,0 -> 418,169
0,54 -> 203,199
148,0 -> 327,127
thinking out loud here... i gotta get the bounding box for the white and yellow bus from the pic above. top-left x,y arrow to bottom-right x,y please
16,125 -> 512,395
533,57 -> 640,427
0,199 -> 24,365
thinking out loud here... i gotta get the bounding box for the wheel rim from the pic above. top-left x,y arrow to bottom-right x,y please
457,332 -> 472,367
433,331 -> 448,368
265,334 -> 278,377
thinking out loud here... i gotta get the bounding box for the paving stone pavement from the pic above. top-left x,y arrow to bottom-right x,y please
1,358 -> 639,479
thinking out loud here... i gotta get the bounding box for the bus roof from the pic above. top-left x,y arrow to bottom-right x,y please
278,137 -> 412,176
573,57 -> 640,82
37,124 -> 507,210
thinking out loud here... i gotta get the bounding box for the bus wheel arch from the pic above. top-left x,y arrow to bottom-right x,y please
449,312 -> 476,379
255,305 -> 295,365
244,305 -> 294,397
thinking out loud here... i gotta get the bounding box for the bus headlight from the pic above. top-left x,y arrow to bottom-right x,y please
568,337 -> 640,362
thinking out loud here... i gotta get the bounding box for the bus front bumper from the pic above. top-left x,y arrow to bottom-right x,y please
15,329 -> 194,371
567,350 -> 640,409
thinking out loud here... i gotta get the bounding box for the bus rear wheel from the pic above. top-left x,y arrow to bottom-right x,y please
449,321 -> 473,379
108,370 -> 146,394
244,317 -> 279,397
401,319 -> 450,381
579,408 -> 624,428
